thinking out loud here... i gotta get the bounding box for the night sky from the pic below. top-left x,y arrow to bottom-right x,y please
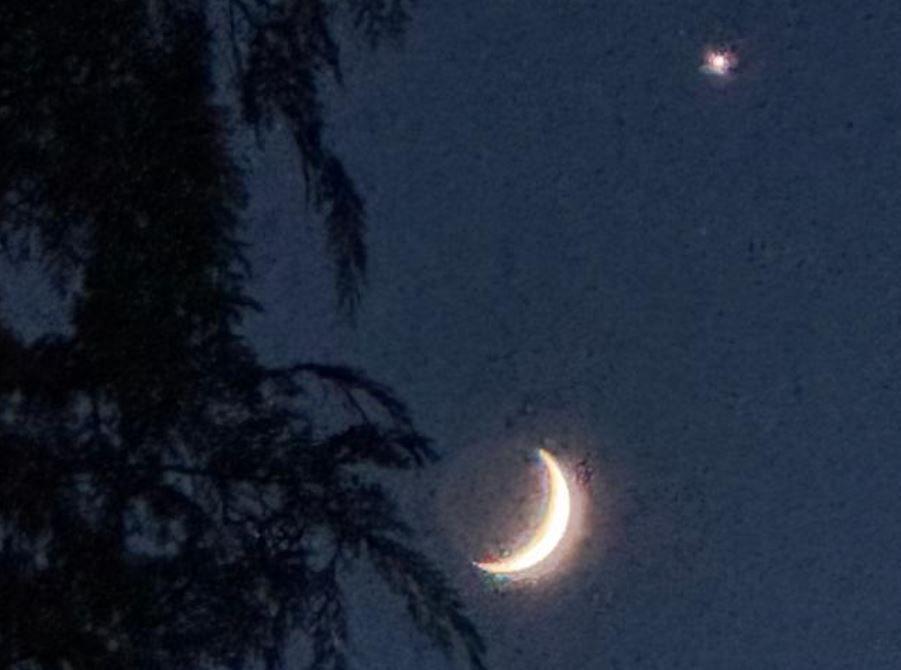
6,1 -> 901,668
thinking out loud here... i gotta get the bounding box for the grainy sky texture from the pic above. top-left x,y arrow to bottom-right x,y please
239,2 -> 901,668
238,1 -> 901,668
6,1 -> 901,668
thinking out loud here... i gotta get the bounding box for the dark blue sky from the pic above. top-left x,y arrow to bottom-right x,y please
238,1 -> 901,668
6,1 -> 900,668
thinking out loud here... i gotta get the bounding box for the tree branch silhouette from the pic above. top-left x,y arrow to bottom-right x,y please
0,1 -> 486,669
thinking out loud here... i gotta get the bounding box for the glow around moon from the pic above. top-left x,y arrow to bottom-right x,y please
474,448 -> 572,575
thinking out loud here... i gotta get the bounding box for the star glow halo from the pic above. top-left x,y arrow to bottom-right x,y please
700,47 -> 738,77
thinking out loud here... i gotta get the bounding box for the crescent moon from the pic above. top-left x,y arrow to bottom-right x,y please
475,448 -> 572,575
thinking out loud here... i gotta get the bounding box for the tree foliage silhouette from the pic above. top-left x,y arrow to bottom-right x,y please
0,1 -> 487,669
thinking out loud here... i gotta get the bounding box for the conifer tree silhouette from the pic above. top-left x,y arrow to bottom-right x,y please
0,2 -> 486,668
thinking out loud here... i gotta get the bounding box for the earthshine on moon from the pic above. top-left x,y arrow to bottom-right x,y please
474,448 -> 572,575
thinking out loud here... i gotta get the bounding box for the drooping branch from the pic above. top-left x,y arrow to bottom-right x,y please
0,1 -> 487,668
236,0 -> 372,315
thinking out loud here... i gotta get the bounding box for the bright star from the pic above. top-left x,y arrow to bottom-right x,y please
701,48 -> 737,77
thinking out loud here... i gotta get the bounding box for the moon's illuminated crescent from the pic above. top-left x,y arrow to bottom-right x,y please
475,448 -> 572,575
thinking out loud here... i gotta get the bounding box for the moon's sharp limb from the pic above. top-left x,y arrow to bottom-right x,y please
474,448 -> 572,575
